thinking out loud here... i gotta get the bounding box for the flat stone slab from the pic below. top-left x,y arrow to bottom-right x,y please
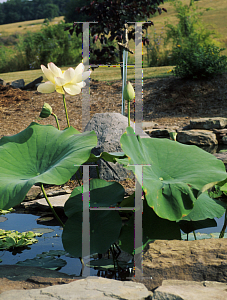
190,117 -> 227,129
153,280 -> 227,300
22,194 -> 69,211
0,276 -> 153,300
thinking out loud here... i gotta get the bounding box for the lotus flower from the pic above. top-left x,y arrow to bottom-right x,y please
123,81 -> 135,102
37,62 -> 91,95
39,103 -> 52,118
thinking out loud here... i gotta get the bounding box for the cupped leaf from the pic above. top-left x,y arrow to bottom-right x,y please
0,122 -> 97,209
119,126 -> 227,221
119,199 -> 181,255
178,192 -> 226,233
62,178 -> 124,257
64,178 -> 125,217
180,192 -> 226,222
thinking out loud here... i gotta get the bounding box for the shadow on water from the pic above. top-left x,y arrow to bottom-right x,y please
0,210 -> 132,280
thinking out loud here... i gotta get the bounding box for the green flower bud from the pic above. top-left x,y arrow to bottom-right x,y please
39,103 -> 52,118
123,81 -> 135,102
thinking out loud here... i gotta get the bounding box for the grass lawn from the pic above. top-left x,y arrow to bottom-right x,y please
0,66 -> 175,86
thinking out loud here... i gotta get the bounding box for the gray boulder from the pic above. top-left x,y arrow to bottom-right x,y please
0,78 -> 6,86
190,117 -> 227,130
10,79 -> 25,89
177,129 -> 218,146
22,76 -> 43,90
81,113 -> 150,181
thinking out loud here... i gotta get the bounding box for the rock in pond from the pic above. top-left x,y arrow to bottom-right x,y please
131,238 -> 227,291
81,112 -> 149,181
177,129 -> 218,146
190,117 -> 227,130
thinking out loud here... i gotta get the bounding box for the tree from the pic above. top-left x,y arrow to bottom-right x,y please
65,0 -> 167,77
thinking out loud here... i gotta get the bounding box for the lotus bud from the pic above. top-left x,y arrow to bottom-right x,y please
39,103 -> 52,118
123,81 -> 135,102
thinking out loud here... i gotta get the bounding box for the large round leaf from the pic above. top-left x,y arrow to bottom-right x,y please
119,126 -> 227,221
0,122 -> 97,209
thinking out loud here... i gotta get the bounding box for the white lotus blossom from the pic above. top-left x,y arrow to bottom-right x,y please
37,62 -> 91,95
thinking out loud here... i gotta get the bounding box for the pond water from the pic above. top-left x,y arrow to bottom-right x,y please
0,211 -> 98,277
0,208 -> 226,278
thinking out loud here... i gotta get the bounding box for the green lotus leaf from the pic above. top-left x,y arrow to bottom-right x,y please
0,122 -> 97,209
181,192 -> 226,222
119,126 -> 227,221
16,256 -> 67,270
64,178 -> 125,217
62,178 -> 124,257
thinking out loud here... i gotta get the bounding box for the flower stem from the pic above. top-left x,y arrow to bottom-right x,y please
96,165 -> 100,179
128,100 -> 130,127
193,230 -> 197,240
62,94 -> 70,128
219,209 -> 227,238
75,173 -> 81,186
52,113 -> 60,130
40,183 -> 64,228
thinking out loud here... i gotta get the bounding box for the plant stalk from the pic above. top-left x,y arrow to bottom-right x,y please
40,184 -> 64,228
96,165 -> 100,179
75,172 -> 81,186
52,113 -> 60,130
62,94 -> 70,128
193,230 -> 197,240
128,100 -> 130,127
219,210 -> 227,238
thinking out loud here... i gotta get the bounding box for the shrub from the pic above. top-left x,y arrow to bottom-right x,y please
164,0 -> 222,65
0,22 -> 82,73
172,42 -> 227,79
147,28 -> 172,67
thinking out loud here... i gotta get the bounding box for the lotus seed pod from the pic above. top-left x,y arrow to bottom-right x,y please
123,81 -> 135,102
39,103 -> 52,118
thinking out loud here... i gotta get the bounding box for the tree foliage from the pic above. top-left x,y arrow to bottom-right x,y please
65,0 -> 167,73
0,0 -> 69,25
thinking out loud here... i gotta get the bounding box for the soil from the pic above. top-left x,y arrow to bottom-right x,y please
0,73 -> 227,292
1,73 -> 227,191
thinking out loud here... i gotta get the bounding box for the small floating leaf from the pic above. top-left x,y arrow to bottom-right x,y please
16,256 -> 67,270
